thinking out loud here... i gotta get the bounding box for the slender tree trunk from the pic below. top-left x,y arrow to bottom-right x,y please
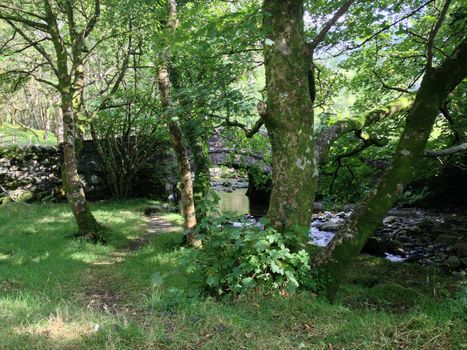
262,0 -> 317,242
315,39 -> 467,301
184,120 -> 211,207
61,91 -> 103,241
43,107 -> 50,142
158,67 -> 200,247
157,0 -> 200,247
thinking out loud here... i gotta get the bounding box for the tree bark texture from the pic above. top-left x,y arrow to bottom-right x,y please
315,39 -> 467,300
158,0 -> 200,247
262,0 -> 317,237
61,92 -> 103,241
44,0 -> 103,240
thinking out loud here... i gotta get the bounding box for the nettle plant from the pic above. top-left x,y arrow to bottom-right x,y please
193,214 -> 316,299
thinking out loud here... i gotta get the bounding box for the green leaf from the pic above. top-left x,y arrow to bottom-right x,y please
254,239 -> 269,251
242,277 -> 256,289
270,261 -> 284,275
207,275 -> 219,287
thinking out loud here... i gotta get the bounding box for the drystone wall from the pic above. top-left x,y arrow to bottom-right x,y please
0,140 -> 174,204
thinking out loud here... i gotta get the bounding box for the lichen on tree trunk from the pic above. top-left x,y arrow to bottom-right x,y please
157,0 -> 201,248
184,120 -> 211,219
61,92 -> 103,242
262,0 -> 317,242
315,39 -> 467,301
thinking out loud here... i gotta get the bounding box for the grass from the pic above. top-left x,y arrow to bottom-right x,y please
0,122 -> 57,146
0,200 -> 465,349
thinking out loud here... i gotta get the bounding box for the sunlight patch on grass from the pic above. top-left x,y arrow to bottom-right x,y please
0,201 -> 464,349
15,313 -> 93,341
69,250 -> 109,264
0,252 -> 10,261
31,252 -> 50,263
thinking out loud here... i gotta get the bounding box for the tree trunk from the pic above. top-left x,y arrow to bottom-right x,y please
43,107 -> 50,142
184,120 -> 211,206
157,0 -> 201,247
61,92 -> 103,241
262,0 -> 317,241
158,67 -> 200,247
315,39 -> 467,301
55,108 -> 64,143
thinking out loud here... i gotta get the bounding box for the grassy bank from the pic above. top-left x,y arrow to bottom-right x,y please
0,123 -> 57,146
0,200 -> 465,349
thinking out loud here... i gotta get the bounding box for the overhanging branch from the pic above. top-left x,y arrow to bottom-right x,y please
424,142 -> 467,157
315,96 -> 414,164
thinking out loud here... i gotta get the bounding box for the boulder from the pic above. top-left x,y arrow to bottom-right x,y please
343,203 -> 356,212
362,237 -> 402,256
316,221 -> 341,232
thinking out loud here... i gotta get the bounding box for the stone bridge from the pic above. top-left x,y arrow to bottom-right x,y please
208,134 -> 270,172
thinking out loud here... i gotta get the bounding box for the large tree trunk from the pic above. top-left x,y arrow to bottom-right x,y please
262,0 -> 317,240
61,92 -> 103,241
158,0 -> 200,247
315,39 -> 467,301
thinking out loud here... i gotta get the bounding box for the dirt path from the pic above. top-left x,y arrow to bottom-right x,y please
82,213 -> 180,315
128,215 -> 180,251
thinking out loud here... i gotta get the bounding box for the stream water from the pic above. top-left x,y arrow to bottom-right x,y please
213,185 -> 466,268
213,187 -> 343,251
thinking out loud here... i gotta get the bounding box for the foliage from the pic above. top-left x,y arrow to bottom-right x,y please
192,215 -> 316,298
247,164 -> 272,192
194,190 -> 221,219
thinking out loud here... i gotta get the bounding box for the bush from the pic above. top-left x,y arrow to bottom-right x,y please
194,215 -> 316,299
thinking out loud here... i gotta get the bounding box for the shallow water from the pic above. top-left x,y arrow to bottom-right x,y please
214,187 -> 407,262
214,188 -> 268,217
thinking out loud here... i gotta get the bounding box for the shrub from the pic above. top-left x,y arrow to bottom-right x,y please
194,216 -> 316,299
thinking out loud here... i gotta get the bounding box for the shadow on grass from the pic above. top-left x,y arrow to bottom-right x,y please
0,200 -> 155,349
0,201 -> 465,349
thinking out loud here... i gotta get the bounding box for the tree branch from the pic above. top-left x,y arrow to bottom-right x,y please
208,113 -> 264,138
82,0 -> 100,39
5,20 -> 58,75
333,0 -> 434,56
315,96 -> 414,164
426,0 -> 451,69
424,142 -> 467,157
0,10 -> 48,31
373,69 -> 411,93
310,0 -> 355,51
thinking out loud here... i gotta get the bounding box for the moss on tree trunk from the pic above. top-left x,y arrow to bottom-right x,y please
61,92 -> 104,242
158,0 -> 201,248
315,39 -> 467,301
262,0 -> 318,242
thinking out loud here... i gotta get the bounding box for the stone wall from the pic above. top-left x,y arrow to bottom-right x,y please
0,140 -> 175,204
0,145 -> 62,203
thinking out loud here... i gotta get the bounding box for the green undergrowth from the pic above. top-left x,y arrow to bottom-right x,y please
0,200 -> 465,349
0,122 -> 57,146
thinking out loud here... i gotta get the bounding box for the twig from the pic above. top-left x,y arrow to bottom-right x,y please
0,185 -> 31,206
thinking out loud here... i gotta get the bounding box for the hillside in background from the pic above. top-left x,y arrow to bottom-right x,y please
0,123 -> 57,147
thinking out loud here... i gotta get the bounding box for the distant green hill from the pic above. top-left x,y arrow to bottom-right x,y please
0,122 -> 57,146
